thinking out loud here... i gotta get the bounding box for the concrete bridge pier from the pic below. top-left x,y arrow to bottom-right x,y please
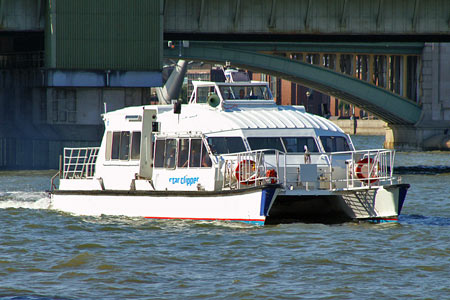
384,125 -> 450,151
385,43 -> 450,151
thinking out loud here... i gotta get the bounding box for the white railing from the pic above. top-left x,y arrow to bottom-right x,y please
63,147 -> 100,179
219,148 -> 397,191
222,150 -> 281,189
328,149 -> 396,190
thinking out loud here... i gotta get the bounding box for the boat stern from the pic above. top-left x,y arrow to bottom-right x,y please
338,183 -> 410,222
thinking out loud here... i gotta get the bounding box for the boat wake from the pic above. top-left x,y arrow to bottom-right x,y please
0,191 -> 51,210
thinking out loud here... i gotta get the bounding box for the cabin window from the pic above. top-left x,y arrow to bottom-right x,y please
247,137 -> 285,152
320,136 -> 351,152
196,86 -> 214,103
177,138 -> 190,168
119,131 -> 130,160
130,132 -> 141,160
107,131 -> 141,161
111,132 -> 121,160
282,137 -> 319,153
154,139 -> 165,168
164,139 -> 177,169
219,85 -> 272,100
201,142 -> 212,167
154,137 -> 212,169
190,139 -> 202,167
207,137 -> 246,154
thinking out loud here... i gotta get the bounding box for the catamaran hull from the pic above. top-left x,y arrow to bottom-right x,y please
266,184 -> 409,224
338,183 -> 409,222
50,186 -> 279,225
50,184 -> 408,225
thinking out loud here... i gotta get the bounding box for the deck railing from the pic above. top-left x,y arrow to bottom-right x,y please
222,150 -> 280,189
328,149 -> 396,190
63,147 -> 100,179
221,148 -> 397,191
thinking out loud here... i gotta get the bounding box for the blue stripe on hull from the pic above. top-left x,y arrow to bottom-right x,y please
260,187 -> 276,216
364,217 -> 398,224
398,186 -> 408,215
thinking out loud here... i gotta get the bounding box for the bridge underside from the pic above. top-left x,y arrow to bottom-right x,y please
164,42 -> 422,125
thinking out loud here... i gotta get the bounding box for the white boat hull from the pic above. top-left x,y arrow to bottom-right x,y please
50,186 -> 279,225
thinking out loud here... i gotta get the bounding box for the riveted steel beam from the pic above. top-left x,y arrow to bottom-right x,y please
412,0 -> 421,30
233,0 -> 241,28
0,0 -> 4,25
376,0 -> 384,28
305,0 -> 312,29
340,0 -> 348,27
268,0 -> 277,28
207,41 -> 425,55
198,0 -> 205,29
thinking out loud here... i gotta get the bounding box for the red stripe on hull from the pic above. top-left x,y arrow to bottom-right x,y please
144,216 -> 266,222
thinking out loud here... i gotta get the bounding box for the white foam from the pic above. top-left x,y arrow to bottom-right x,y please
0,192 -> 51,209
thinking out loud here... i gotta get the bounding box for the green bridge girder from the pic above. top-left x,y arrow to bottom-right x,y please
164,42 -> 422,125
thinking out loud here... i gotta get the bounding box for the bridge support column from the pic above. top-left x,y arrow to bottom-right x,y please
384,125 -> 419,150
384,125 -> 450,151
385,43 -> 450,151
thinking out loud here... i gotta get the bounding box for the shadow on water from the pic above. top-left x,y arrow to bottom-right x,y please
400,214 -> 450,226
0,296 -> 73,300
394,165 -> 450,175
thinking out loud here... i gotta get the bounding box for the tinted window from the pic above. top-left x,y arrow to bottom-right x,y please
154,139 -> 165,168
207,137 -> 246,154
282,137 -> 319,153
177,138 -> 190,168
111,132 -> 121,160
130,132 -> 141,160
196,86 -> 215,103
201,142 -> 212,168
247,137 -> 285,152
119,131 -> 130,160
164,139 -> 177,169
219,85 -> 272,100
320,136 -> 351,152
190,139 -> 202,167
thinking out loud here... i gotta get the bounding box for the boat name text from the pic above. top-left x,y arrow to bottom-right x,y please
169,176 -> 199,186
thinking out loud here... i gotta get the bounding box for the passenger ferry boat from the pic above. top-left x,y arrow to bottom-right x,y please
50,70 -> 409,225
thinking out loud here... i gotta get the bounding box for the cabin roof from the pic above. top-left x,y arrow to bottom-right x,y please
104,104 -> 343,135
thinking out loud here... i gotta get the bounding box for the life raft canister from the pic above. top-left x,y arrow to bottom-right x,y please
235,160 -> 257,185
265,169 -> 277,184
354,157 -> 379,184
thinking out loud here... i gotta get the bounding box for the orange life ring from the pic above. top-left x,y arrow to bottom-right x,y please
266,169 -> 277,184
354,157 -> 379,184
235,160 -> 257,185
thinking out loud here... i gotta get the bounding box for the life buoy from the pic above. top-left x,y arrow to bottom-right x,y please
354,157 -> 379,184
266,169 -> 277,184
235,160 -> 257,185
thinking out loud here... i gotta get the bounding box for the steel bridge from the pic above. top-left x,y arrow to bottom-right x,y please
164,41 -> 422,125
164,0 -> 450,41
0,0 -> 448,169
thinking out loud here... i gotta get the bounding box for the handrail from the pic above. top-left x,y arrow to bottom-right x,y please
63,147 -> 100,179
50,171 -> 60,192
219,148 -> 397,191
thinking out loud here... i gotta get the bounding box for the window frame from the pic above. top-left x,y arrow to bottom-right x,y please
281,137 -> 320,153
153,136 -> 213,169
319,136 -> 351,153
